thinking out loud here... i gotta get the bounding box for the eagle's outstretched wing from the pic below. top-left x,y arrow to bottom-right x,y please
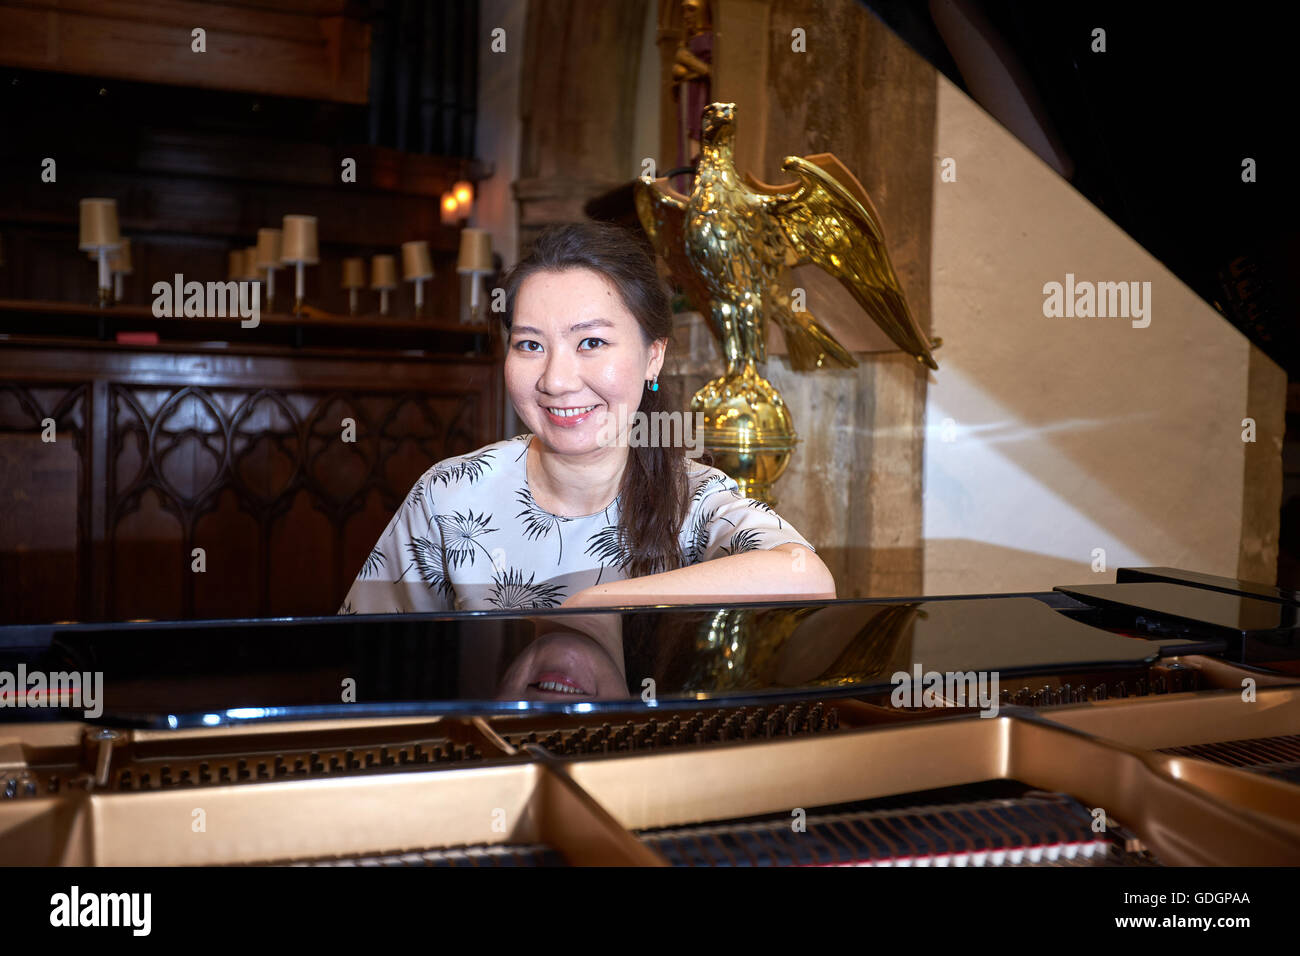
745,153 -> 938,370
634,177 -> 716,327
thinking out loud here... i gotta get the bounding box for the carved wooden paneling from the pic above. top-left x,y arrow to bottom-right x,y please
0,382 -> 90,623
0,339 -> 503,624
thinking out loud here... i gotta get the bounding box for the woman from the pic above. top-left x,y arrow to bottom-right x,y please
341,221 -> 835,613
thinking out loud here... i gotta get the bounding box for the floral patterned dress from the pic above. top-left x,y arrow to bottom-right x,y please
339,434 -> 816,613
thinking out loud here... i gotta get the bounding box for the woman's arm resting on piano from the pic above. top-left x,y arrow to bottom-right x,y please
560,543 -> 836,608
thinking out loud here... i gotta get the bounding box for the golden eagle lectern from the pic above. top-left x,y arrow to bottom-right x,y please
635,102 -> 938,503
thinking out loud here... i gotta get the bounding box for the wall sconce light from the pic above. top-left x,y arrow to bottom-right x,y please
371,255 -> 397,316
440,192 -> 460,226
256,228 -> 283,312
280,214 -> 319,316
456,228 -> 493,326
401,240 -> 434,318
452,179 -> 474,211
341,257 -> 367,315
79,198 -> 121,308
108,238 -> 132,304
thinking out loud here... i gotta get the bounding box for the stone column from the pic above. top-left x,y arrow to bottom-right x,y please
515,0 -> 650,254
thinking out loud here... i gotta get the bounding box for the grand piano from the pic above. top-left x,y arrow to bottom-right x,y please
2,566 -> 1298,867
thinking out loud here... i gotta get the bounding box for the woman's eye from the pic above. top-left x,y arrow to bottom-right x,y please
514,340 -> 542,352
578,337 -> 607,350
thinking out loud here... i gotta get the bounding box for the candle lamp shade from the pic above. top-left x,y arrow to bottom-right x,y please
107,238 -> 133,274
78,198 -> 121,251
370,255 -> 398,290
280,215 -> 319,264
255,228 -> 283,269
401,240 -> 434,281
341,257 -> 367,289
244,246 -> 262,280
456,229 -> 493,273
228,249 -> 245,280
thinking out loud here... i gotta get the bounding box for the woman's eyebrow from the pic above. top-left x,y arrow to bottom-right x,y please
511,318 -> 615,336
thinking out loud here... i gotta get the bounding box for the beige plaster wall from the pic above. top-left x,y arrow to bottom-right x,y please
924,74 -> 1278,594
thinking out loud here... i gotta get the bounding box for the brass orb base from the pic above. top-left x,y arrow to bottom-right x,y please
690,362 -> 797,506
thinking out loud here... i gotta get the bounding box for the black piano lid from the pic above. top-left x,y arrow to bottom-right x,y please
0,595 -> 1161,728
1054,581 -> 1300,658
1116,566 -> 1300,606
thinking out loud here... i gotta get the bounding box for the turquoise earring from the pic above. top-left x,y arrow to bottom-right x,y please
647,376 -> 659,392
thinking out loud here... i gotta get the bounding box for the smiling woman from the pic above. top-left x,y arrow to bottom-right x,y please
340,221 -> 835,613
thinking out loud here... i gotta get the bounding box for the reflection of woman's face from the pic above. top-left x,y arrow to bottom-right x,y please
496,630 -> 630,702
505,268 -> 662,458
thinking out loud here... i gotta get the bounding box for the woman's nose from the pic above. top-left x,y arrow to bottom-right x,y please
537,350 -> 581,394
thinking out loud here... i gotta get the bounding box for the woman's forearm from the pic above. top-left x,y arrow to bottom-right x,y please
563,544 -> 836,608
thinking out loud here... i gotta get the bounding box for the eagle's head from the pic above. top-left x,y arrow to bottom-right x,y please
700,102 -> 736,151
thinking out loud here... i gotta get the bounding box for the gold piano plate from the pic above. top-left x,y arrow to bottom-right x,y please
560,712 -> 1300,866
0,759 -> 659,866
1029,685 -> 1300,836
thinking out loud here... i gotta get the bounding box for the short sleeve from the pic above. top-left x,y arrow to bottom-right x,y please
679,467 -> 817,565
339,473 -> 455,614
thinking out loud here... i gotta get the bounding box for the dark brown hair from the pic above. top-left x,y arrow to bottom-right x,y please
500,220 -> 688,578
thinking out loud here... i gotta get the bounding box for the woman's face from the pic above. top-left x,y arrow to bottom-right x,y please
506,267 -> 665,457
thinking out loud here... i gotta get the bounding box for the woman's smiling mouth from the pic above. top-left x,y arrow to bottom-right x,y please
542,403 -> 600,426
526,672 -> 592,696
